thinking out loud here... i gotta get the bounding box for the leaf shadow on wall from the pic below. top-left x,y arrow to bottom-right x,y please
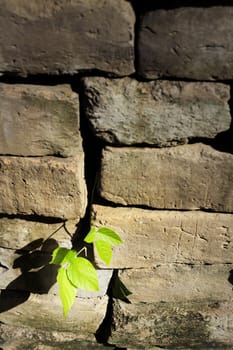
228,270 -> 233,287
0,237 -> 59,313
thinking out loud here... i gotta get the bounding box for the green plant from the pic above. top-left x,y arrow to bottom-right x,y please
50,226 -> 123,317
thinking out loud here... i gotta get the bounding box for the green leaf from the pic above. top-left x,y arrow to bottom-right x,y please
63,249 -> 77,264
84,226 -> 97,243
84,226 -> 123,246
50,247 -> 70,265
50,247 -> 77,266
95,240 -> 112,265
66,257 -> 99,291
57,267 -> 77,317
97,227 -> 123,246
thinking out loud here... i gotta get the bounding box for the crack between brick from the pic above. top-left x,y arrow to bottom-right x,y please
92,199 -> 233,215
95,270 -> 121,346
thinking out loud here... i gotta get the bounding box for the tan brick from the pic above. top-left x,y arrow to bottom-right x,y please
0,292 -> 108,339
0,336 -> 111,350
92,205 -> 233,268
0,217 -> 76,250
100,144 -> 233,211
118,265 -> 233,304
0,217 -> 74,294
83,77 -> 231,146
0,84 -> 81,157
109,300 -> 233,348
0,0 -> 134,76
138,7 -> 233,80
0,155 -> 87,219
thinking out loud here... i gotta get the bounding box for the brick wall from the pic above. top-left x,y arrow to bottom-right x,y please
0,1 -> 232,349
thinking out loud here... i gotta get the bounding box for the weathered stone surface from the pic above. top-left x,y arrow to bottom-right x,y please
92,205 -> 233,268
0,217 -> 76,251
118,265 -> 233,304
109,300 -> 233,348
0,292 -> 108,340
83,77 -> 231,146
0,84 -> 81,157
0,247 -> 59,294
0,155 -> 87,219
138,7 -> 233,80
1,337 -> 115,350
0,0 -> 135,76
100,144 -> 233,211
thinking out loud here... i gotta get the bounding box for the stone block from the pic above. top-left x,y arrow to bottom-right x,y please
0,0 -> 135,76
0,244 -> 112,296
0,247 -> 59,294
0,155 -> 87,219
92,205 -> 233,268
0,218 -> 66,294
0,292 -> 108,340
118,265 -> 233,304
138,7 -> 233,80
0,84 -> 81,157
83,77 -> 231,146
100,144 -> 233,211
109,300 -> 233,348
0,217 -> 112,295
0,217 -> 76,251
0,336 -> 114,350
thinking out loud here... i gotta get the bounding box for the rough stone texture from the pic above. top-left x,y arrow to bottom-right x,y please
0,0 -> 135,76
0,292 -> 108,340
109,300 -> 233,348
138,7 -> 233,80
0,247 -> 61,294
83,77 -> 231,146
1,339 -> 115,350
1,337 -> 115,350
0,155 -> 87,219
0,218 -> 76,251
92,205 -> 233,268
118,265 -> 233,304
100,144 -> 233,212
0,84 -> 81,157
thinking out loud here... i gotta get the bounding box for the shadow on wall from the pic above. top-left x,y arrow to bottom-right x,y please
228,270 -> 233,286
130,0 -> 233,12
0,221 -> 94,314
0,237 -> 59,313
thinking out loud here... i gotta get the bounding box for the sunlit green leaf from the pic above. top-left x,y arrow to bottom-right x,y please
95,240 -> 112,265
97,227 -> 123,246
50,247 -> 69,265
84,226 -> 97,243
50,247 -> 77,266
50,226 -> 127,318
64,249 -> 77,262
67,257 -> 99,291
84,226 -> 123,246
57,267 -> 77,317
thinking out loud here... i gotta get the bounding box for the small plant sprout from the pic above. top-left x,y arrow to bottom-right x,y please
50,226 -> 123,317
